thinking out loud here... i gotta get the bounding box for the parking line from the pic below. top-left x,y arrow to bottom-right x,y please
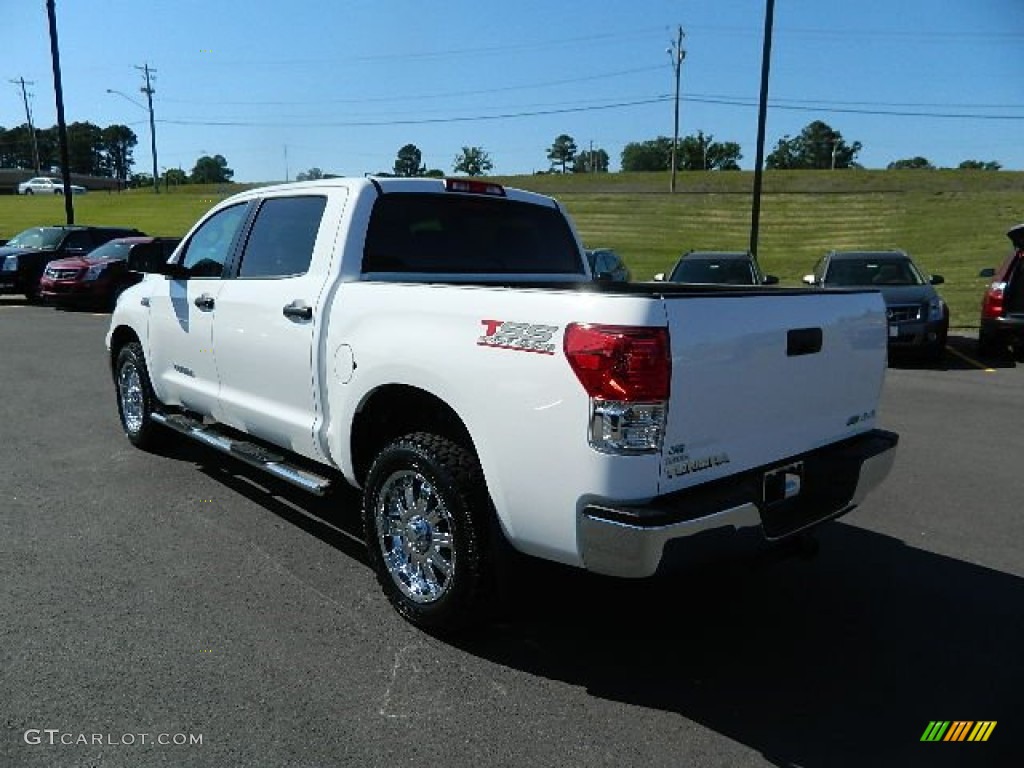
946,346 -> 996,373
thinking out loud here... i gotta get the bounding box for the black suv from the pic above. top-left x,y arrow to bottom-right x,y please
0,225 -> 145,302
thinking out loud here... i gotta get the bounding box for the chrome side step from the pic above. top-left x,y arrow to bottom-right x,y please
151,412 -> 333,496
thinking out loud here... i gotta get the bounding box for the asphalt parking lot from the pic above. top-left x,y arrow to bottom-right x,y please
2,299 -> 1021,768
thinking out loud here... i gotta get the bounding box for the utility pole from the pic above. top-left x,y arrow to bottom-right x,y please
135,63 -> 159,193
748,0 -> 776,260
46,0 -> 74,224
10,77 -> 41,174
668,25 -> 685,193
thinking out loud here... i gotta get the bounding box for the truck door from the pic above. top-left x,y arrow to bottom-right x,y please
146,202 -> 250,417
211,194 -> 334,462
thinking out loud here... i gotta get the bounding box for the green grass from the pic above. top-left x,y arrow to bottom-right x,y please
3,171 -> 1022,328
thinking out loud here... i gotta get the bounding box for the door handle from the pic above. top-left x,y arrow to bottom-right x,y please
194,293 -> 215,311
282,300 -> 312,321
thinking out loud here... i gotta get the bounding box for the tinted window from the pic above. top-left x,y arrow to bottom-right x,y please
63,231 -> 93,251
670,259 -> 755,285
238,196 -> 326,278
363,194 -> 583,274
85,240 -> 134,261
7,228 -> 64,249
181,204 -> 249,278
824,258 -> 924,287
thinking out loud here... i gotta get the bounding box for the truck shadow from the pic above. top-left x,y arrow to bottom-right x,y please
167,442 -> 1020,766
458,523 -> 1022,767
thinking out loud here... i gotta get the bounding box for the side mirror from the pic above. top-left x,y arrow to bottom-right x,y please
978,267 -> 996,278
763,274 -> 779,285
801,274 -> 817,286
929,274 -> 944,285
653,272 -> 665,281
128,242 -> 187,278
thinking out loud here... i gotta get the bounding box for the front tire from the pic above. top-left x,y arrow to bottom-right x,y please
362,432 -> 493,634
114,341 -> 165,450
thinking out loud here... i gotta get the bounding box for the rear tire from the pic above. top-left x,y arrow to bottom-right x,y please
977,329 -> 1003,358
24,189 -> 33,195
114,341 -> 165,450
362,432 -> 494,635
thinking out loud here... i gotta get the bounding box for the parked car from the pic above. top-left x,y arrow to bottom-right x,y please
0,225 -> 146,301
17,176 -> 87,195
40,236 -> 181,310
654,250 -> 779,285
977,223 -> 1024,358
584,247 -> 630,282
803,250 -> 948,359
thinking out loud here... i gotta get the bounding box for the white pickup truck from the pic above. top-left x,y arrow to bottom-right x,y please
106,177 -> 898,633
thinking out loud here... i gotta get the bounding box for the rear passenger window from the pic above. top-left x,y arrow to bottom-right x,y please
238,196 -> 326,278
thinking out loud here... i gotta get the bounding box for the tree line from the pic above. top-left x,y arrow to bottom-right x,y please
0,122 -> 137,182
386,120 -> 1003,177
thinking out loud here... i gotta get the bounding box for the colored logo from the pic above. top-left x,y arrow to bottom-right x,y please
920,721 -> 996,742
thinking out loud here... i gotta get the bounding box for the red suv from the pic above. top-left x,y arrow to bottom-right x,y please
978,223 -> 1024,358
40,236 -> 180,310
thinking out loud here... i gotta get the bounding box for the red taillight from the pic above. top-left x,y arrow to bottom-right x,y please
444,178 -> 506,197
564,324 -> 670,401
981,283 -> 1005,319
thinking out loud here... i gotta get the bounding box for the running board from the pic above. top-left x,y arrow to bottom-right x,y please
151,412 -> 333,496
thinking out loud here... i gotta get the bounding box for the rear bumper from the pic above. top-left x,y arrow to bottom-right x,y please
579,429 -> 898,578
980,315 -> 1024,342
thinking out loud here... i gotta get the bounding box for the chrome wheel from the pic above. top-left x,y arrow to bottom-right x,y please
375,469 -> 456,604
118,361 -> 145,435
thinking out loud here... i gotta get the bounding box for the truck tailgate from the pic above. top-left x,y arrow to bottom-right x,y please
659,289 -> 887,495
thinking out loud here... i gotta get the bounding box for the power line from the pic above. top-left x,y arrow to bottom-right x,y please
154,96 -> 673,128
156,65 -> 666,107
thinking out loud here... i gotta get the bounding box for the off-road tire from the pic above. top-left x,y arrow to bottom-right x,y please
362,432 -> 494,635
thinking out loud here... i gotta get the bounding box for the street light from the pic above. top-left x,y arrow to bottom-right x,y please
106,86 -> 158,193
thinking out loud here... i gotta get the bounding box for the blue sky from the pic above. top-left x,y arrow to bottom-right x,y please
6,0 -> 1023,181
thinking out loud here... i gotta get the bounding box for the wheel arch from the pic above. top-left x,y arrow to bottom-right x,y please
108,324 -> 141,374
350,384 -> 478,488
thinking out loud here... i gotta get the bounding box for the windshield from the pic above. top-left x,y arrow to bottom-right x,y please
824,257 -> 925,287
84,240 -> 134,261
5,227 -> 65,249
669,258 -> 755,285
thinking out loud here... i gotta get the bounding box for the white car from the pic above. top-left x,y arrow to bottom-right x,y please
17,176 -> 87,195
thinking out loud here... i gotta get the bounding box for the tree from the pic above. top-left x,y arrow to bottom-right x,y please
677,130 -> 742,170
163,168 -> 188,187
452,146 -> 493,176
67,121 -> 105,175
887,156 -> 934,170
101,124 -> 137,184
766,120 -> 861,170
296,167 -> 324,181
546,134 -> 577,173
958,159 -> 1002,171
620,137 -> 675,172
393,144 -> 426,177
191,154 -> 234,184
573,147 -> 609,173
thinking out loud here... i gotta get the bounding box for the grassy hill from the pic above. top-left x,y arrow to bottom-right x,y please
2,170 -> 1021,328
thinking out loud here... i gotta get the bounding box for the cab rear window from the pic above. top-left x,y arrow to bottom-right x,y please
362,193 -> 583,275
